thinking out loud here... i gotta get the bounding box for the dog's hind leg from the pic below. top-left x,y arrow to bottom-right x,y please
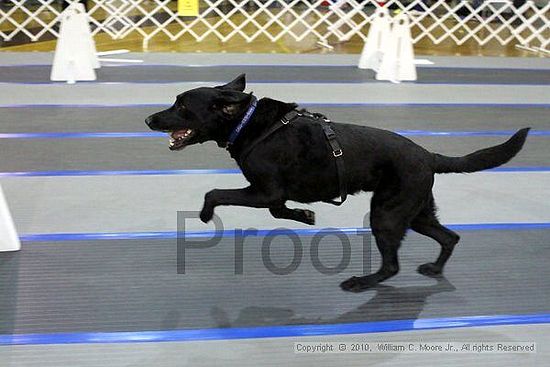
269,206 -> 315,225
341,174 -> 432,293
411,195 -> 460,276
340,218 -> 406,292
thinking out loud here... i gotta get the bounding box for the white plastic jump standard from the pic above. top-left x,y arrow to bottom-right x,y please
376,14 -> 417,82
358,8 -> 392,71
0,185 -> 21,252
50,4 -> 98,84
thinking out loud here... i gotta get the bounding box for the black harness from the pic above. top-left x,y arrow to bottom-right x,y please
233,109 -> 348,206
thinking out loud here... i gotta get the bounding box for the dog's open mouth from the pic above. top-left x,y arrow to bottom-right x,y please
169,129 -> 194,151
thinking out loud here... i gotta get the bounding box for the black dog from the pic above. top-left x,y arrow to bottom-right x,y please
145,74 -> 529,292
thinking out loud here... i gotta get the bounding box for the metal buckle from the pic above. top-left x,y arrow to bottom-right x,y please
282,111 -> 300,125
333,149 -> 343,157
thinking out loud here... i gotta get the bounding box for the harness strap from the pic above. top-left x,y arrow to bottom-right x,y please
238,110 -> 301,164
238,109 -> 348,206
321,123 -> 347,206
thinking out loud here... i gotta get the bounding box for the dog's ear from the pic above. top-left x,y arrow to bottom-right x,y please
214,90 -> 251,117
216,74 -> 246,92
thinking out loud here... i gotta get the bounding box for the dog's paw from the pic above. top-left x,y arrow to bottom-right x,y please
299,209 -> 315,225
340,275 -> 378,293
417,263 -> 443,277
199,206 -> 214,223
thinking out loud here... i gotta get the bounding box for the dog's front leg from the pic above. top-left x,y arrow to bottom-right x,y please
269,206 -> 315,225
200,186 -> 283,223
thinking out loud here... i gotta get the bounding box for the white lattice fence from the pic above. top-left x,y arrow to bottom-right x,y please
0,0 -> 548,50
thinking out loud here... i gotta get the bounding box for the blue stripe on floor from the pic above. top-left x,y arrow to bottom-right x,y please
0,132 -> 166,139
0,169 -> 242,177
3,80 -> 550,86
301,103 -> 550,108
1,313 -> 549,345
4,64 -> 550,71
0,130 -> 547,139
7,64 -> 550,70
0,167 -> 549,178
1,103 -> 549,108
486,167 -> 550,172
4,63 -> 363,68
18,222 -> 550,242
1,65 -> 548,86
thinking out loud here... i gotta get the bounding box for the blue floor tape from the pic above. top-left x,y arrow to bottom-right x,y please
3,79 -> 550,86
0,169 -> 242,177
1,130 -> 549,139
18,222 -> 550,242
0,166 -> 549,178
1,313 -> 549,346
1,103 -> 550,108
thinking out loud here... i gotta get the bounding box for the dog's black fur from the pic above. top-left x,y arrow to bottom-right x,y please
146,74 -> 530,292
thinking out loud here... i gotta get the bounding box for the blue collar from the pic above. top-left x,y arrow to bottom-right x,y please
227,96 -> 257,146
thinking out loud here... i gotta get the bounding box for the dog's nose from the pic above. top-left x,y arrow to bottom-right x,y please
145,116 -> 154,127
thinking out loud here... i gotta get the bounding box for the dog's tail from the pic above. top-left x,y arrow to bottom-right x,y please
433,128 -> 530,174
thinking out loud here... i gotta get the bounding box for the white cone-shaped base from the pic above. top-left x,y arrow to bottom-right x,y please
51,4 -> 97,82
0,185 -> 21,252
82,7 -> 99,69
358,8 -> 391,71
376,13 -> 417,82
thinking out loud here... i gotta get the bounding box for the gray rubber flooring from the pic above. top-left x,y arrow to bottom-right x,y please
0,54 -> 549,366
3,53 -> 550,69
0,106 -> 547,172
2,325 -> 549,367
1,65 -> 550,85
2,172 -> 548,235
1,106 -> 549,133
3,83 -> 548,105
1,229 -> 548,334
0,135 -> 545,172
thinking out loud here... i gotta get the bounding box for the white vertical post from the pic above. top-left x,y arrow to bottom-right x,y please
0,185 -> 21,252
50,4 -> 97,83
376,13 -> 417,82
358,8 -> 392,71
